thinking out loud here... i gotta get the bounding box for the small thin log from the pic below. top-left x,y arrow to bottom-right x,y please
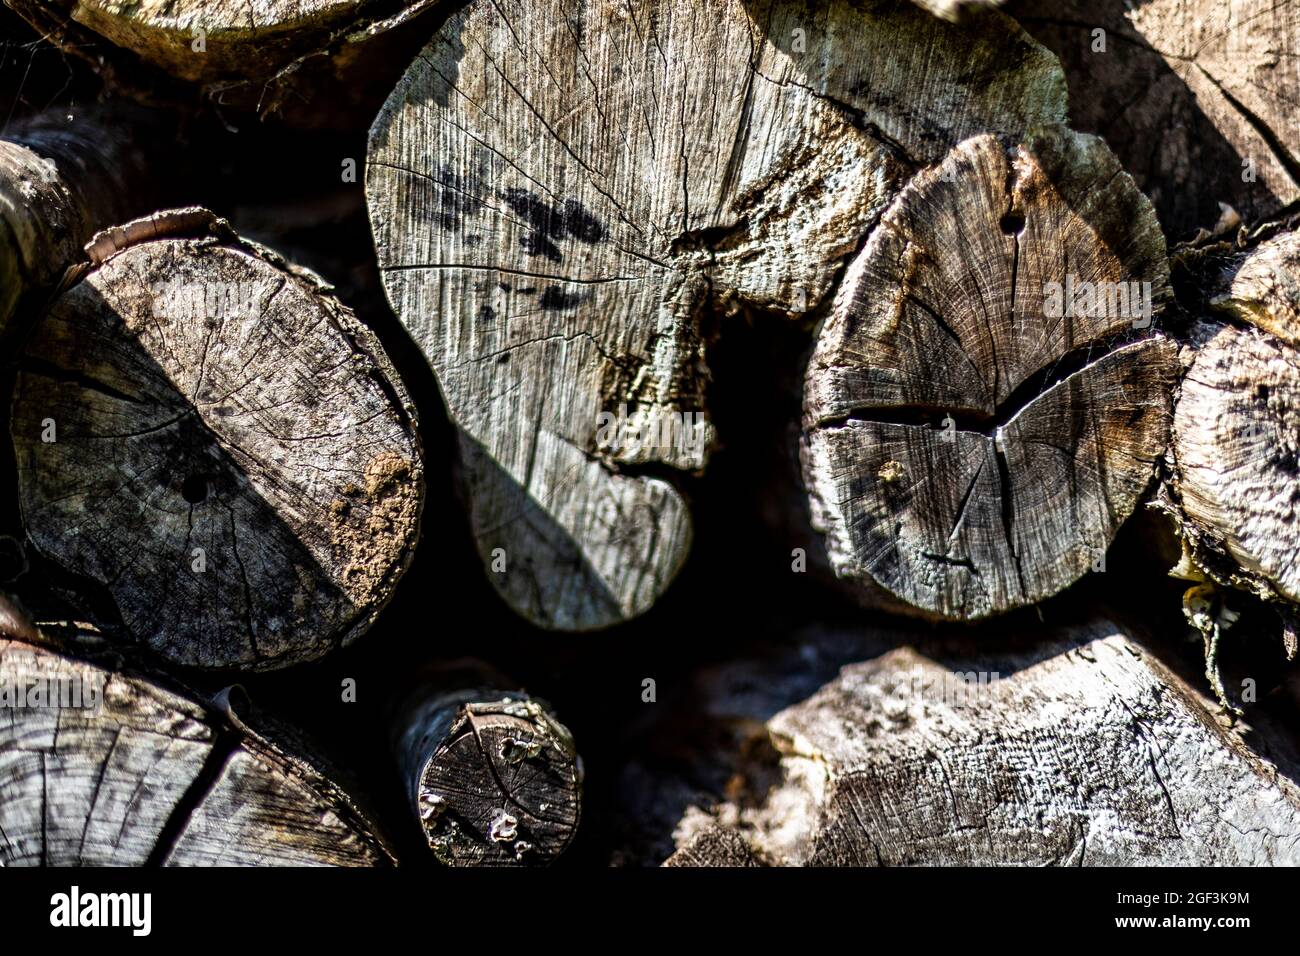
9,209 -> 424,670
391,660 -> 581,866
0,593 -> 394,866
803,126 -> 1175,620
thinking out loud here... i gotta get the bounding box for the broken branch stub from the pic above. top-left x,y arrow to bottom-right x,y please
9,212 -> 424,670
1171,230 -> 1300,605
804,127 -> 1175,621
366,0 -> 1066,630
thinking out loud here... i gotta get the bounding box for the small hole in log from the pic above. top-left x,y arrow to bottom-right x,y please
181,475 -> 209,505
999,212 -> 1025,235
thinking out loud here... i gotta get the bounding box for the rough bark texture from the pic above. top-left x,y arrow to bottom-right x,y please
9,210 -> 424,670
1010,0 -> 1300,241
671,618 -> 1300,865
392,660 -> 581,866
0,594 -> 394,866
367,0 -> 1066,630
804,126 -> 1175,621
663,814 -> 762,867
1170,230 -> 1300,605
0,103 -> 156,342
2,0 -> 445,127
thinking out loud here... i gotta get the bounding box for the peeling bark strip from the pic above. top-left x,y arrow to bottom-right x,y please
8,212 -> 424,670
804,127 -> 1175,621
367,0 -> 1066,629
1171,231 -> 1300,605
681,620 -> 1300,865
0,600 -> 393,866
1011,0 -> 1300,240
0,103 -> 157,341
392,661 -> 580,866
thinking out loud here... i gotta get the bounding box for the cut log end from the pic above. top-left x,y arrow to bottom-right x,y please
415,697 -> 581,866
669,619 -> 1300,866
366,0 -> 1067,630
9,216 -> 424,670
1172,230 -> 1300,606
0,615 -> 393,866
803,126 -> 1176,621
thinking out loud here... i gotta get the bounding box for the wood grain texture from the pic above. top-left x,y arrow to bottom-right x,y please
367,0 -> 1066,629
804,126 -> 1175,620
393,667 -> 581,866
2,0 -> 436,81
1011,0 -> 1300,240
9,216 -> 424,670
664,814 -> 762,867
0,104 -> 156,341
0,598 -> 393,866
1172,232 -> 1300,604
677,620 -> 1300,865
1,0 -> 444,127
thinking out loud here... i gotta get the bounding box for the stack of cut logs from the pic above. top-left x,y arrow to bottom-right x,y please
0,0 -> 1298,867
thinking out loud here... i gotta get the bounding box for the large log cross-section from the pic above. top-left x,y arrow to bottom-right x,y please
367,0 -> 1068,629
804,127 -> 1176,620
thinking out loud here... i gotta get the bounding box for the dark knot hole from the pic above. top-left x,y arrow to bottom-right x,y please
181,474 -> 209,505
999,212 -> 1026,235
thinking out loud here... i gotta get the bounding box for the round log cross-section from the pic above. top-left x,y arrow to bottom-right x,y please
0,596 -> 393,866
366,0 -> 1067,630
393,663 -> 581,866
9,216 -> 424,670
803,127 -> 1176,621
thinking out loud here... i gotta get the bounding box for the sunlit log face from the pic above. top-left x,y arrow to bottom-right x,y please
804,128 -> 1175,621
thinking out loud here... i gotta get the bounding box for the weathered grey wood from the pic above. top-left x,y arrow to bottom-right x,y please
803,126 -> 1176,621
1010,0 -> 1300,240
0,103 -> 157,342
366,0 -> 1066,629
392,660 -> 581,866
0,594 -> 394,866
9,210 -> 424,670
2,0 -> 443,126
671,618 -> 1300,865
1170,230 -> 1300,607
